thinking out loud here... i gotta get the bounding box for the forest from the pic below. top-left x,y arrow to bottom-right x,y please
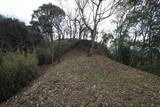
0,0 -> 160,106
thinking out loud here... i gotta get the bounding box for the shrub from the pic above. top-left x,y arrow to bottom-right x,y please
0,52 -> 39,102
53,40 -> 77,58
35,47 -> 54,65
35,39 -> 78,65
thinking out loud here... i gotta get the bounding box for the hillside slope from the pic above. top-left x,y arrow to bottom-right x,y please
1,46 -> 160,107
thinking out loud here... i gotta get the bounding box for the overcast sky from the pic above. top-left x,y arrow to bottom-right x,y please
0,0 -> 116,32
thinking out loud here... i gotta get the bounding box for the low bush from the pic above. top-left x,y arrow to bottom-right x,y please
0,52 -> 39,102
35,47 -> 53,65
36,39 -> 78,65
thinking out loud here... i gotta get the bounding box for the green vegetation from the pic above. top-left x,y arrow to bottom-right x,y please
0,13 -> 78,103
31,3 -> 66,41
0,52 -> 38,102
0,16 -> 42,103
0,39 -> 79,103
107,0 -> 160,74
0,17 -> 42,52
35,39 -> 79,65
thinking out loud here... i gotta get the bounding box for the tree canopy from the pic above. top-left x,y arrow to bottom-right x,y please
109,0 -> 160,72
0,17 -> 42,52
30,3 -> 66,42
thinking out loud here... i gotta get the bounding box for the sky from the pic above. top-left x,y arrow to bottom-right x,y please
0,0 -> 116,32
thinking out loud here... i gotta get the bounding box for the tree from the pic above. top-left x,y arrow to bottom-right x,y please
26,26 -> 44,47
0,18 -> 26,51
0,17 -> 41,52
30,3 -> 65,42
101,32 -> 113,46
75,0 -> 119,56
65,8 -> 85,40
110,0 -> 160,72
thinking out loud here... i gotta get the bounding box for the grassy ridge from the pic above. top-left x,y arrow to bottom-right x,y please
3,55 -> 160,106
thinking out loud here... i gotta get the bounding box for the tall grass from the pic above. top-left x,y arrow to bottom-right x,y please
0,52 -> 39,102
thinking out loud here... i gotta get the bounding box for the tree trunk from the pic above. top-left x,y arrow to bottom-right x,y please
56,36 -> 61,62
62,35 -> 65,40
88,30 -> 96,56
50,35 -> 53,42
79,30 -> 82,40
58,34 -> 61,40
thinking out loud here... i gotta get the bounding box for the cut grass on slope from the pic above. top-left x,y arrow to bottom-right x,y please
1,55 -> 160,107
